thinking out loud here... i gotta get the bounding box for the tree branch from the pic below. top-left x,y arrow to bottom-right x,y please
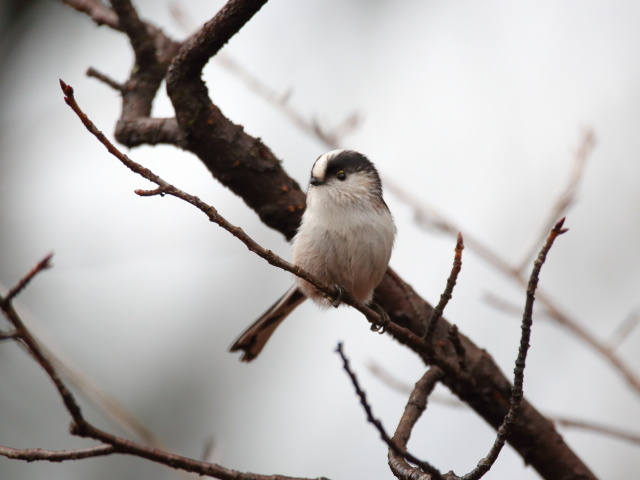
0,252 -> 333,480
166,0 -> 306,240
388,368 -> 444,480
0,445 -> 115,462
336,344 -> 443,479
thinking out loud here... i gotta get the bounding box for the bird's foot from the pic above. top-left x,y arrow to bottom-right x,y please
326,284 -> 345,308
369,303 -> 390,333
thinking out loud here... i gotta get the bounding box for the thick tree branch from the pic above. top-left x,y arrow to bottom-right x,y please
166,0 -> 305,240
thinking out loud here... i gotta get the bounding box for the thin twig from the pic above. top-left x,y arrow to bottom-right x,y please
388,368 -> 444,480
447,324 -> 467,371
369,360 -> 640,446
61,0 -> 119,28
86,67 -> 125,92
1,253 -> 53,306
514,129 -> 595,274
607,308 -> 640,352
336,343 -> 442,478
0,330 -> 19,341
553,416 -> 640,444
460,218 -> 568,480
0,257 -> 85,426
0,444 -> 115,461
215,52 -> 360,149
423,233 -> 464,349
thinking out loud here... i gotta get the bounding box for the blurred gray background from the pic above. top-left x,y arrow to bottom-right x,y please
1,1 -> 639,479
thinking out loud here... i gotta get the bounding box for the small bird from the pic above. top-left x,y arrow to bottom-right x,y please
230,150 -> 396,361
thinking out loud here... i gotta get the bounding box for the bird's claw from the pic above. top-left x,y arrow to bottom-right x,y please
369,303 -> 390,334
327,284 -> 345,308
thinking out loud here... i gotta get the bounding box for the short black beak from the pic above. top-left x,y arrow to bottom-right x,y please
309,177 -> 323,186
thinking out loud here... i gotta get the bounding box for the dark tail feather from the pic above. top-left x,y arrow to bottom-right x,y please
230,287 -> 306,362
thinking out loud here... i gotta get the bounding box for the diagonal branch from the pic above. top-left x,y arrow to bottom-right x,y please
61,0 -> 119,28
1,253 -> 53,306
0,255 -> 85,426
424,233 -> 464,353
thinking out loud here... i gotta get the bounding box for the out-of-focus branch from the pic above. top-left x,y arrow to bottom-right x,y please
606,308 -> 640,352
369,360 -> 640,446
514,129 -> 595,273
61,0 -> 119,28
216,53 -> 361,148
0,445 -> 115,461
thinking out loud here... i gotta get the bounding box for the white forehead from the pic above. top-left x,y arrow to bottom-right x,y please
311,149 -> 346,179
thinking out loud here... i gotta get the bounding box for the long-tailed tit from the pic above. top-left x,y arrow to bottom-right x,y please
230,149 -> 396,361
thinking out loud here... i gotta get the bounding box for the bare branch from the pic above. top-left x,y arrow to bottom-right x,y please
388,368 -> 444,480
86,67 -> 124,92
607,307 -> 640,352
0,329 -> 20,341
336,343 -> 443,479
514,129 -> 596,273
0,444 -> 115,462
215,53 -> 360,148
2,253 -> 53,305
460,218 -> 569,480
0,256 -> 85,427
424,233 -> 464,353
553,416 -> 640,444
61,0 -> 119,28
447,324 -> 467,372
166,0 -> 306,240
370,361 -> 640,446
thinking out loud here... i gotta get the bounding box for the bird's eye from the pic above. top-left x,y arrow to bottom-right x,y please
336,171 -> 346,180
